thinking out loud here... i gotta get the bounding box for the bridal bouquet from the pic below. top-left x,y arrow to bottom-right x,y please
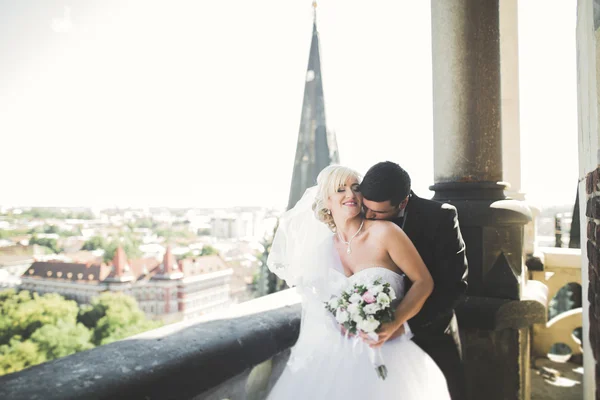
324,278 -> 397,380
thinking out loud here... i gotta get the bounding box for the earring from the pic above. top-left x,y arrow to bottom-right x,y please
326,209 -> 331,215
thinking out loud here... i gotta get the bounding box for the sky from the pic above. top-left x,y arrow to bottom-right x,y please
0,0 -> 579,210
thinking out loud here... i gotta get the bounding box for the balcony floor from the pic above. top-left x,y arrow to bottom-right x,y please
531,358 -> 583,400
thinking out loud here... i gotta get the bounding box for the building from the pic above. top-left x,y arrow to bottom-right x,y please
286,7 -> 339,211
210,209 -> 268,240
19,246 -> 233,323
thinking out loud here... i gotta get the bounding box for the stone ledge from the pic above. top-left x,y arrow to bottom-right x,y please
0,290 -> 302,400
457,295 -> 547,331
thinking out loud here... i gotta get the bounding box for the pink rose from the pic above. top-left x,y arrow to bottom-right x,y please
362,291 -> 376,304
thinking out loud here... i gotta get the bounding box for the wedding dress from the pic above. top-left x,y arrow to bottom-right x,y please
267,260 -> 450,399
266,187 -> 450,399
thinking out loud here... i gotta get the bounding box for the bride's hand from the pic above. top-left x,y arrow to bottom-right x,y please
340,325 -> 355,337
363,322 -> 405,348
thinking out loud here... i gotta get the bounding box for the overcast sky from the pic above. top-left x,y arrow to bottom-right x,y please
0,0 -> 578,210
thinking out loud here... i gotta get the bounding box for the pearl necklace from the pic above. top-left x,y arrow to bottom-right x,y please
337,219 -> 364,255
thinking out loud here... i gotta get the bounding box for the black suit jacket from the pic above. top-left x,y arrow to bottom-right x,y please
400,192 -> 468,338
396,191 -> 468,399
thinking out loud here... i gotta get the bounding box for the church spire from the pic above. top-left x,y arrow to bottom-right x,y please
286,2 -> 339,210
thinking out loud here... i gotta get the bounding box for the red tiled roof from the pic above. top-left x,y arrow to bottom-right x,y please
180,255 -> 229,277
129,257 -> 161,280
24,261 -> 111,282
22,252 -> 226,285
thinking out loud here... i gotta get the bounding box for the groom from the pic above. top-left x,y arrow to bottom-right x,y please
360,161 -> 468,400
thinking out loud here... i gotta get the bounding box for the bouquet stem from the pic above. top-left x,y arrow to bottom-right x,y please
368,347 -> 387,380
376,364 -> 388,380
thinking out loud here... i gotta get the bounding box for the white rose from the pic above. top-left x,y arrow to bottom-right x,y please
347,303 -> 360,316
369,284 -> 384,295
377,293 -> 391,307
363,303 -> 381,315
336,310 -> 349,324
328,297 -> 339,309
352,313 -> 364,324
388,287 -> 397,300
357,316 -> 380,333
349,293 -> 363,304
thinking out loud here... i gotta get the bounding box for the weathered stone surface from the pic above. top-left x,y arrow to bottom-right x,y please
584,167 -> 600,398
463,328 -> 530,400
194,350 -> 290,400
457,295 -> 546,331
0,296 -> 301,400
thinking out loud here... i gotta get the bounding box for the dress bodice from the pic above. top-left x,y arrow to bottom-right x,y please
349,267 -> 405,294
328,266 -> 406,306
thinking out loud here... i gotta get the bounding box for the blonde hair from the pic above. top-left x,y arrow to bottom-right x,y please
312,165 -> 362,232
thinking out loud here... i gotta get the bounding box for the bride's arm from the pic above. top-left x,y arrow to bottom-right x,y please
365,222 -> 433,347
384,223 -> 434,328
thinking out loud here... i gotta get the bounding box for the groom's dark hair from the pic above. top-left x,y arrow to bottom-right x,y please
360,161 -> 411,207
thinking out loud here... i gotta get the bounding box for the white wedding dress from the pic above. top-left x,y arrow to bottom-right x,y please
266,187 -> 450,399
267,264 -> 451,400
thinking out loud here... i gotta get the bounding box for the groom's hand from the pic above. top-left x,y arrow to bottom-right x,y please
364,322 -> 405,348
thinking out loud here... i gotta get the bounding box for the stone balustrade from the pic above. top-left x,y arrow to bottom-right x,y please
529,247 -> 583,359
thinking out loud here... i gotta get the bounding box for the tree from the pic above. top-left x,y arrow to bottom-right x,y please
0,290 -> 93,376
0,289 -> 161,377
256,220 -> 285,296
0,292 -> 80,343
78,292 -> 161,346
176,251 -> 195,261
200,245 -> 219,256
197,228 -> 211,236
28,235 -> 60,254
0,290 -> 36,344
81,236 -> 107,252
0,339 -> 46,376
102,237 -> 141,264
134,218 -> 155,229
30,321 -> 94,360
43,225 -> 60,234
155,228 -> 195,241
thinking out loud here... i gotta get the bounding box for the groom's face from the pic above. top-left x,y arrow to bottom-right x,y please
362,199 -> 401,220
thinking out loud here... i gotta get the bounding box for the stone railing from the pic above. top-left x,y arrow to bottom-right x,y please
529,247 -> 583,359
0,289 -> 302,400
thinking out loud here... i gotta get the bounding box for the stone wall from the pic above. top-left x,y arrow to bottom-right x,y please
576,0 -> 600,396
585,169 -> 600,398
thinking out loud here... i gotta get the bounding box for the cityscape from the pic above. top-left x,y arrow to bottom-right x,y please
0,203 -> 283,375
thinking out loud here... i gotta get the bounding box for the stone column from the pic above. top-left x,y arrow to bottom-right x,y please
432,0 -> 503,187
430,1 -> 545,399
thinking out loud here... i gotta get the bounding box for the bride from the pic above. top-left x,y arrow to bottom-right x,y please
266,165 -> 450,399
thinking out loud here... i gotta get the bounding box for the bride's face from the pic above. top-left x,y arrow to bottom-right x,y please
327,178 -> 363,219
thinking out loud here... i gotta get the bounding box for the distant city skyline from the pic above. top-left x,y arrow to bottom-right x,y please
0,1 -> 578,211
